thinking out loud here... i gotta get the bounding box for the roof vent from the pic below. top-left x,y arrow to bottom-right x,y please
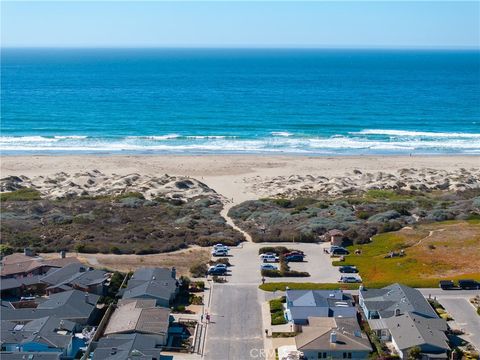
330,331 -> 337,344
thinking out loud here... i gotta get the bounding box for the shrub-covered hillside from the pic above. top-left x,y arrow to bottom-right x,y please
1,192 -> 244,254
228,189 -> 480,243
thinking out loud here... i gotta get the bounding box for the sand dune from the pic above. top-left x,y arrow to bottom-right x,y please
1,155 -> 479,204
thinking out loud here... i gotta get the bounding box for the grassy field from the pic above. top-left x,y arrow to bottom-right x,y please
41,246 -> 211,277
341,220 -> 480,288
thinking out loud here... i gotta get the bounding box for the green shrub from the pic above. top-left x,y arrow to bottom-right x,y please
0,188 -> 41,201
190,263 -> 208,278
116,192 -> 145,200
0,244 -> 14,256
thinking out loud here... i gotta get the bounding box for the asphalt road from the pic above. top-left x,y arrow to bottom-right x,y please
203,284 -> 264,360
437,296 -> 480,351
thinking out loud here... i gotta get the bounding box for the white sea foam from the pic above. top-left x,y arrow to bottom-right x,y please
271,131 -> 293,137
126,134 -> 181,140
54,135 -> 89,139
353,129 -> 480,138
1,133 -> 480,154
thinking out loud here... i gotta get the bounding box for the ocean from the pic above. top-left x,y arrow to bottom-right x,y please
1,48 -> 479,155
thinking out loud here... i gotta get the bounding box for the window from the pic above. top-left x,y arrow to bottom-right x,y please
348,353 -> 352,359
318,353 -> 327,359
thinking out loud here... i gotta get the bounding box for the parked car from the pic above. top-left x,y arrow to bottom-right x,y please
209,263 -> 228,271
458,279 -> 480,290
339,276 -> 361,283
213,244 -> 229,251
211,249 -> 229,257
262,254 -> 280,263
259,252 -> 276,259
260,264 -> 278,271
207,267 -> 227,275
439,280 -> 456,290
285,254 -> 304,262
339,266 -> 358,273
284,251 -> 305,257
331,248 -> 350,256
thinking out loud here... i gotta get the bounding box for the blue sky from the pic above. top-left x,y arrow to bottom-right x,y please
1,1 -> 479,48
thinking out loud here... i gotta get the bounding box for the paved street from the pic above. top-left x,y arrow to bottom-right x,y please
425,291 -> 480,352
203,284 -> 264,360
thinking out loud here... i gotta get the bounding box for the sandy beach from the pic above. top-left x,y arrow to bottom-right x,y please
2,155 -> 479,205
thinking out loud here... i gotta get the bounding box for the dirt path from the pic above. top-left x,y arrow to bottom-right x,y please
411,229 -> 445,248
221,200 -> 252,242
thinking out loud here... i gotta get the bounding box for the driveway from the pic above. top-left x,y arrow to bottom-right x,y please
203,284 -> 264,359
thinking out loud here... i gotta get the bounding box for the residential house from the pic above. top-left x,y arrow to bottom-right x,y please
0,316 -> 80,357
104,299 -> 172,346
121,268 -> 179,308
92,333 -> 163,360
1,252 -> 80,279
1,276 -> 45,300
1,289 -> 101,325
359,284 -> 449,359
285,290 -> 356,325
295,317 -> 372,360
41,263 -> 109,295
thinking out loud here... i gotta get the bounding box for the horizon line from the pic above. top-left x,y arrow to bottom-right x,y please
2,45 -> 479,51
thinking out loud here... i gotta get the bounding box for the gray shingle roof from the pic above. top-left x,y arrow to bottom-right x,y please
41,263 -> 108,290
122,268 -> 178,305
360,283 -> 438,319
383,312 -> 449,352
93,333 -> 162,360
1,290 -> 100,323
1,316 -> 76,350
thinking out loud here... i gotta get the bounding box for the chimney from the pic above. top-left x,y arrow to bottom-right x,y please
395,307 -> 401,317
84,292 -> 89,304
24,248 -> 33,257
171,267 -> 176,279
59,250 -> 66,259
330,331 -> 337,344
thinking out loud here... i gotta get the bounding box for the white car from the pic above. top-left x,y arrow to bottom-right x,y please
211,249 -> 229,257
262,254 -> 279,263
213,244 -> 229,252
209,263 -> 228,271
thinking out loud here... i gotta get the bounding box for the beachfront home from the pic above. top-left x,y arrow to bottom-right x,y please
92,333 -> 163,360
121,267 -> 179,308
1,289 -> 101,325
104,299 -> 172,346
41,263 -> 109,295
359,284 -> 449,359
295,317 -> 372,360
285,290 -> 356,325
0,316 -> 80,357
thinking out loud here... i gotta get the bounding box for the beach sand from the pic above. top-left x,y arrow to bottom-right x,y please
2,155 -> 479,206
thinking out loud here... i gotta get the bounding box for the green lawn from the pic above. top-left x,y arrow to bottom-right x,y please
269,297 -> 287,325
341,220 -> 480,288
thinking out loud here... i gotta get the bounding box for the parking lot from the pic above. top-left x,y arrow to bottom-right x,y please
213,241 -> 341,285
